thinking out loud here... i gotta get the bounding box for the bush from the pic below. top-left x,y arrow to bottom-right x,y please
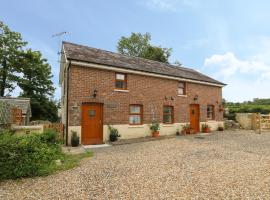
0,130 -> 63,180
108,125 -> 120,142
40,129 -> 61,145
71,131 -> 80,147
150,120 -> 160,132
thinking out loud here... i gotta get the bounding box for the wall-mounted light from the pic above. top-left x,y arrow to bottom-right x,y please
194,95 -> 198,101
93,89 -> 98,98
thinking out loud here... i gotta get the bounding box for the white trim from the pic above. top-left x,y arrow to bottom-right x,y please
70,61 -> 225,87
114,89 -> 130,93
177,94 -> 187,97
128,125 -> 145,128
162,124 -> 175,127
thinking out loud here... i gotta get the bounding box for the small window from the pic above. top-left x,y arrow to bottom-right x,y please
178,82 -> 186,95
163,106 -> 174,124
207,105 -> 215,120
129,105 -> 143,125
115,73 -> 127,89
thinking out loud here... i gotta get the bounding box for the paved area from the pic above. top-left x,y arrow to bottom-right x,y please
1,130 -> 270,199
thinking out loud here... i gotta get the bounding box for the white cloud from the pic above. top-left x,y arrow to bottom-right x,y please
204,52 -> 270,79
139,0 -> 200,12
203,51 -> 270,102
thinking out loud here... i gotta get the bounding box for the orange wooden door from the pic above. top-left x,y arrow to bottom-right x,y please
81,103 -> 103,145
190,104 -> 200,133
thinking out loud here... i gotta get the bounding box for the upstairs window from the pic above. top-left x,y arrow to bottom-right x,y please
207,105 -> 215,120
115,73 -> 127,90
163,106 -> 174,124
129,105 -> 142,125
178,82 -> 186,95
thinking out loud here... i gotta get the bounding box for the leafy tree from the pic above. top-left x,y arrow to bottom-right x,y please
0,21 -> 27,96
0,21 -> 58,122
117,32 -> 172,63
18,49 -> 58,122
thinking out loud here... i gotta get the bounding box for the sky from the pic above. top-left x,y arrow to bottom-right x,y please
1,0 -> 270,102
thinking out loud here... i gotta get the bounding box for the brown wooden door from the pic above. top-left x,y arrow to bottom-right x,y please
190,104 -> 200,133
81,103 -> 103,145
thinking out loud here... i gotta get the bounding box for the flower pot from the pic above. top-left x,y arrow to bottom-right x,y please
181,129 -> 191,135
152,131 -> 160,137
202,127 -> 210,133
218,127 -> 224,131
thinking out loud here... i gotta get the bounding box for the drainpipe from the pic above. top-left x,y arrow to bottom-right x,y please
65,61 -> 71,145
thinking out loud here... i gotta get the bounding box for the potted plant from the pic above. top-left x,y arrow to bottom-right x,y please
181,124 -> 191,135
218,124 -> 224,131
71,131 -> 80,147
202,123 -> 211,133
108,125 -> 120,142
176,128 -> 180,136
150,120 -> 160,137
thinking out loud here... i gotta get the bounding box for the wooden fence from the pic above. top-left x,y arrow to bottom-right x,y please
43,123 -> 64,140
252,113 -> 270,133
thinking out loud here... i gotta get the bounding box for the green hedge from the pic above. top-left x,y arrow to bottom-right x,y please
0,129 -> 63,180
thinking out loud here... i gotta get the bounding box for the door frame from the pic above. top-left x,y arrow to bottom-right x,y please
189,104 -> 200,133
81,102 -> 104,145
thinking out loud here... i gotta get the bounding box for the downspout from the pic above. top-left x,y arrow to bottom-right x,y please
65,61 -> 71,146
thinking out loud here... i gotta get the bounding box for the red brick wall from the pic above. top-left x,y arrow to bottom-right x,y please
68,65 -> 223,126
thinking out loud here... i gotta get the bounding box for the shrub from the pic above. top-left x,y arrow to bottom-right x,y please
71,131 -> 80,147
108,125 -> 120,142
150,120 -> 160,132
40,129 -> 61,145
0,130 -> 62,180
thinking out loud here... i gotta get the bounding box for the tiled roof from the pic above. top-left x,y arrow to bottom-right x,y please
0,97 -> 31,116
63,41 -> 225,86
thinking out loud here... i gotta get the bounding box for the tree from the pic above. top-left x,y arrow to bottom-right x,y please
18,49 -> 58,122
0,21 -> 27,96
117,32 -> 172,63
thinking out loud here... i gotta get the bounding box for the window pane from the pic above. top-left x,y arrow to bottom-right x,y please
116,73 -> 125,80
130,106 -> 140,114
207,105 -> 214,119
179,82 -> 184,88
163,106 -> 172,114
163,115 -> 172,123
115,81 -> 126,89
178,88 -> 184,95
129,115 -> 141,124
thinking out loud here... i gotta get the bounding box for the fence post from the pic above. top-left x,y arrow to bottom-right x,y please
259,113 -> 261,134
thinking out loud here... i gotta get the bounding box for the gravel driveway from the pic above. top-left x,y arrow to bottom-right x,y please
1,130 -> 270,199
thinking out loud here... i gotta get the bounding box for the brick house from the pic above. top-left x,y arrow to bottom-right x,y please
60,42 -> 226,145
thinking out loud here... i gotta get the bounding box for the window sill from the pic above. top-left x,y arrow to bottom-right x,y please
162,124 -> 175,127
177,94 -> 187,97
114,89 -> 129,93
128,125 -> 144,128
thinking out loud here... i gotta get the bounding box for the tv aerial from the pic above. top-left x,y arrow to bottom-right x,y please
52,31 -> 69,63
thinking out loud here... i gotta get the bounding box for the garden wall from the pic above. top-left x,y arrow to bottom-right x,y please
235,113 -> 256,129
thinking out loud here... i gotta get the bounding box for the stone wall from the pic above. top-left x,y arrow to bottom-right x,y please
235,113 -> 254,129
0,101 -> 12,126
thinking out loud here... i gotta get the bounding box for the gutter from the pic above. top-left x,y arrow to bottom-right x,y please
65,61 -> 71,146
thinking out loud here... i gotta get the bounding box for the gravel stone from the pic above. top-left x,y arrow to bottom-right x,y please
1,130 -> 270,199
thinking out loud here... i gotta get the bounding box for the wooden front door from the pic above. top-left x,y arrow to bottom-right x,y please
190,104 -> 200,133
81,103 -> 103,145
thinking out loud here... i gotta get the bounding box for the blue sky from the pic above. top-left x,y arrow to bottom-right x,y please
1,0 -> 270,102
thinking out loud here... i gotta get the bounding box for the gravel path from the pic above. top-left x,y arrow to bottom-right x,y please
1,130 -> 270,199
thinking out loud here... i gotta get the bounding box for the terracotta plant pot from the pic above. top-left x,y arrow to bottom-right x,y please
152,131 -> 160,137
202,127 -> 211,133
181,129 -> 191,135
